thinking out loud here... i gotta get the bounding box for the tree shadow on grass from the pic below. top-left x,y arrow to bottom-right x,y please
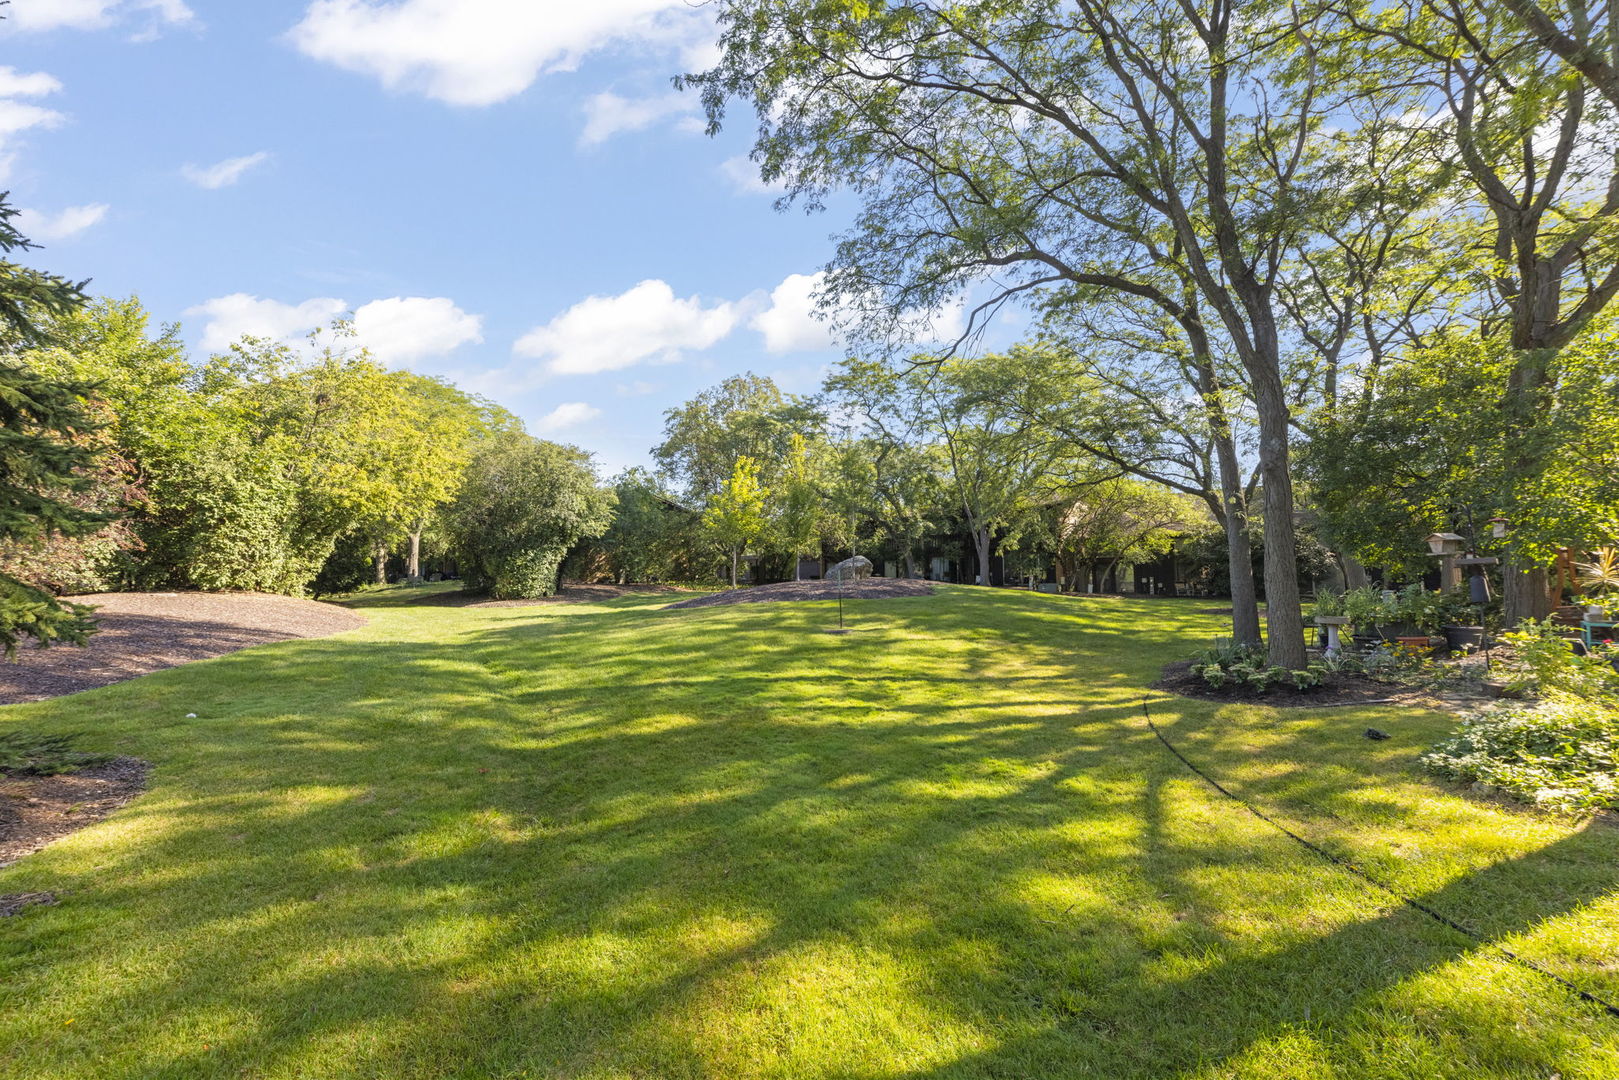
0,590 -> 1615,1078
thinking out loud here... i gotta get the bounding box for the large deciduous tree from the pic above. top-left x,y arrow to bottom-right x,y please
654,373 -> 824,503
1017,477 -> 1187,593
854,350 -> 1061,587
1342,0 -> 1619,619
689,0 -> 1363,664
593,468 -> 703,584
774,433 -> 825,579
1304,316 -> 1619,572
704,455 -> 769,587
451,434 -> 615,599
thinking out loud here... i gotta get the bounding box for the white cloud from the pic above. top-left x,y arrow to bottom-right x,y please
0,99 -> 64,179
514,279 -> 738,375
185,292 -> 484,362
14,203 -> 108,242
0,99 -> 65,140
751,271 -> 843,354
0,68 -> 63,98
720,154 -> 783,195
185,294 -> 349,353
0,67 -> 66,181
288,0 -> 708,107
182,151 -> 271,189
579,91 -> 698,146
8,0 -> 195,33
534,401 -> 602,434
351,296 -> 483,364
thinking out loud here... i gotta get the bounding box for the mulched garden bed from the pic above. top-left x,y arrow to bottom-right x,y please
0,756 -> 149,870
0,592 -> 368,705
668,579 -> 936,609
1153,659 -> 1424,707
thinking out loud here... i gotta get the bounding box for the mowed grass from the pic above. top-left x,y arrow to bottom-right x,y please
1,584 -> 1616,1079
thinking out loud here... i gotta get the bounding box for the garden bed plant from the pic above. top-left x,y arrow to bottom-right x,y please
1421,619 -> 1619,813
1188,639 -> 1330,693
1173,588 -> 1501,705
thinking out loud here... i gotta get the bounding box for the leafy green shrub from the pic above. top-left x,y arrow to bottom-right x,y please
1341,586 -> 1397,631
451,434 -> 616,599
1394,583 -> 1445,633
1318,650 -> 1368,675
312,539 -> 377,598
1500,619 -> 1619,700
1189,641 -> 1326,693
1420,620 -> 1619,812
0,731 -> 111,775
1420,694 -> 1619,812
1310,589 -> 1345,618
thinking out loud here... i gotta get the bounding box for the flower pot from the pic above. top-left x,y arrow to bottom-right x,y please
1442,624 -> 1486,651
1395,635 -> 1430,654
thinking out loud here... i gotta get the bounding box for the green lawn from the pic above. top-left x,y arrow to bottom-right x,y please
1,585 -> 1616,1079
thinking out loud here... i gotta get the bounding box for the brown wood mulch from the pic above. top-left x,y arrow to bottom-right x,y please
1153,659 -> 1427,708
0,756 -> 149,872
668,579 -> 936,609
0,591 -> 368,706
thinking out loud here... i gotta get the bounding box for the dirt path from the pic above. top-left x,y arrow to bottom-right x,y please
0,592 -> 367,705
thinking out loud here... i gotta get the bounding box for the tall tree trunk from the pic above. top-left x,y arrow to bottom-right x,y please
731,547 -> 739,588
372,541 -> 388,586
973,524 -> 992,586
1250,365 -> 1307,667
1340,554 -> 1370,590
1502,348 -> 1560,625
406,528 -> 422,580
1104,557 -> 1123,593
1186,304 -> 1262,645
903,549 -> 916,579
1503,565 -> 1554,624
1212,436 -> 1262,646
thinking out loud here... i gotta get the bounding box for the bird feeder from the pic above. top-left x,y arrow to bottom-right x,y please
1489,517 -> 1509,539
1426,532 -> 1467,592
1456,553 -> 1500,604
1425,532 -> 1466,556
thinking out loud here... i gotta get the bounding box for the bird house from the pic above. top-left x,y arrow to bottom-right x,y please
1425,532 -> 1466,556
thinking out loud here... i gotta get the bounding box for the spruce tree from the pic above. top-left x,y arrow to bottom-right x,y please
0,193 -> 104,653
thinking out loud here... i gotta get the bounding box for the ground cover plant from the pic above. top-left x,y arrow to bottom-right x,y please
1422,621 -> 1619,813
0,585 -> 1616,1078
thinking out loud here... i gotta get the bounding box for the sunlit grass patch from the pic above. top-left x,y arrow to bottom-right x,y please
0,584 -> 1614,1078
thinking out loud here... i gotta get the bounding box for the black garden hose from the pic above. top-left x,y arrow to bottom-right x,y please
1140,697 -> 1619,1022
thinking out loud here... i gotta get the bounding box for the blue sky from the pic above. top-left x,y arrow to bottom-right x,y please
0,0 -> 910,474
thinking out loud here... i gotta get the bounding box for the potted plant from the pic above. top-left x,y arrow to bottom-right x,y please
1392,583 -> 1442,651
1578,547 -> 1618,620
1342,586 -> 1392,648
1436,590 -> 1486,652
1311,589 -> 1349,625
